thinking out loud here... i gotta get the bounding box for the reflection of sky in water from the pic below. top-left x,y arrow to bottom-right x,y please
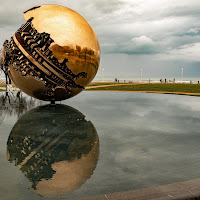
1,91 -> 200,199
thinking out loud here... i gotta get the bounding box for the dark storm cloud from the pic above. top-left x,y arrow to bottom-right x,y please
1,0 -> 200,58
86,0 -> 200,58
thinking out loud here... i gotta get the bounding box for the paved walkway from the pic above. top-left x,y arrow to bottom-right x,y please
65,177 -> 200,200
86,83 -> 132,89
86,83 -> 147,89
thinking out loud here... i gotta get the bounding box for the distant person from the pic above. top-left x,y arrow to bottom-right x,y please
160,79 -> 162,83
198,81 -> 199,84
165,78 -> 166,83
173,78 -> 175,83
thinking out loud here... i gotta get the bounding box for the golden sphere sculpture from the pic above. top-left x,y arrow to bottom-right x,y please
3,5 -> 100,101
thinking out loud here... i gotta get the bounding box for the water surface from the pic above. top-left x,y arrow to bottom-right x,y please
1,91 -> 200,200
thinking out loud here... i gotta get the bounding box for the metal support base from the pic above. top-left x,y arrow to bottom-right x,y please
50,100 -> 55,105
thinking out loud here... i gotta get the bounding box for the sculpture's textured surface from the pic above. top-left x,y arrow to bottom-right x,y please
3,5 -> 100,101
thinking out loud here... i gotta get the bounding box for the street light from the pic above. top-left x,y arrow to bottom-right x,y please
181,68 -> 183,83
140,69 -> 143,82
103,69 -> 104,82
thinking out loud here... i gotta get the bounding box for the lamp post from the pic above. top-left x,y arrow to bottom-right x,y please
103,69 -> 104,82
140,69 -> 143,82
181,68 -> 183,83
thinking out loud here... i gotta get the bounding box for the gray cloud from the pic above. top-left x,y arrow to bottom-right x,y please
89,0 -> 125,14
64,92 -> 200,195
1,0 -> 200,79
1,0 -> 200,57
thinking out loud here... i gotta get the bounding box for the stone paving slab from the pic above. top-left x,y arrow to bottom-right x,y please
64,178 -> 200,200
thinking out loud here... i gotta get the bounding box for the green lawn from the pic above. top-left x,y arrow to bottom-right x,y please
1,83 -> 200,95
86,83 -> 200,94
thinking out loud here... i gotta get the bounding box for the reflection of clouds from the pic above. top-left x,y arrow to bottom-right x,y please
66,92 -> 200,194
2,91 -> 200,197
91,93 -> 200,134
167,96 -> 200,111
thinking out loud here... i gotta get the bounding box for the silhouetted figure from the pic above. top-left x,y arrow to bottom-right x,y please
165,79 -> 166,83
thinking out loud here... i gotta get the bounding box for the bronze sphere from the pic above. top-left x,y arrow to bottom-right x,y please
3,5 -> 100,101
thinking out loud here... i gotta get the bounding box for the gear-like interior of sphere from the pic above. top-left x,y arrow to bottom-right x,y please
3,17 -> 87,97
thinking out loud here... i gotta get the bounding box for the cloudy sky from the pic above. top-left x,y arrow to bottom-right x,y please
1,0 -> 200,80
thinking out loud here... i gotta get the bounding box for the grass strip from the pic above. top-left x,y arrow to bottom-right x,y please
86,83 -> 200,93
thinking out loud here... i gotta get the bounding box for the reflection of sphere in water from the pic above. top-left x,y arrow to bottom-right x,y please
3,5 -> 100,101
7,104 -> 99,197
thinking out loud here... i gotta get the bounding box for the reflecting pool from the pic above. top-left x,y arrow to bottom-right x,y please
1,91 -> 200,200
